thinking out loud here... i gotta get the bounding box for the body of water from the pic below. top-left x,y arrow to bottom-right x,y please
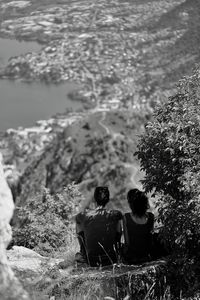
0,80 -> 81,131
0,38 -> 81,131
0,38 -> 41,65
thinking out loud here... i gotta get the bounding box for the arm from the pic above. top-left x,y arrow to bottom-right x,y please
75,212 -> 84,234
116,220 -> 122,241
148,212 -> 155,233
114,211 -> 123,254
115,220 -> 122,255
122,215 -> 129,247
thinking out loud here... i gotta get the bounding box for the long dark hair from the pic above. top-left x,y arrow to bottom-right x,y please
127,189 -> 149,217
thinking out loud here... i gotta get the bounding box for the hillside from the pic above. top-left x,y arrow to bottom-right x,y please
0,0 -> 200,211
15,110 -> 147,213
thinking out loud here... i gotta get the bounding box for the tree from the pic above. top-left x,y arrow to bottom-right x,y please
12,184 -> 83,255
135,68 -> 200,292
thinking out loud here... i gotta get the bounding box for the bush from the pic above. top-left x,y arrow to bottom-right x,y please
135,68 -> 200,293
13,184 -> 83,255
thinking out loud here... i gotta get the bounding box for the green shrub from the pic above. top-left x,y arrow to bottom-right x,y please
135,68 -> 200,294
13,184 -> 83,255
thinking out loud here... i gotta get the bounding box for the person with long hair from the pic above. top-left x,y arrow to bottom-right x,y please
122,188 -> 154,264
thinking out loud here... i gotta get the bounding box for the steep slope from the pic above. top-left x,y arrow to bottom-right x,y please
1,0 -> 200,215
147,0 -> 200,88
15,110 -> 147,212
0,153 -> 29,299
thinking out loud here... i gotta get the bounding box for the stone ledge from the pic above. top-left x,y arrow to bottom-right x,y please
7,246 -> 167,299
39,261 -> 167,299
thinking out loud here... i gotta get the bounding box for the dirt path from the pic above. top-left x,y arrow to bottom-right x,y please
98,111 -> 110,135
123,162 -> 142,189
98,111 -> 142,188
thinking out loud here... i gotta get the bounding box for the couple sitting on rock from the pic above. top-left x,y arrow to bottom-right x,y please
75,186 -> 167,267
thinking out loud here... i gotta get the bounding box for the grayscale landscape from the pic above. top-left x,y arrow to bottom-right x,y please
0,0 -> 200,299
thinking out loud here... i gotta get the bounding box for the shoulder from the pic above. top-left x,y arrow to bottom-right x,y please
75,212 -> 86,224
76,209 -> 99,222
124,212 -> 131,217
124,212 -> 132,219
109,209 -> 123,220
147,212 -> 154,221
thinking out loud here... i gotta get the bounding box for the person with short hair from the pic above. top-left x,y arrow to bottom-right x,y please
76,186 -> 122,267
122,189 -> 154,264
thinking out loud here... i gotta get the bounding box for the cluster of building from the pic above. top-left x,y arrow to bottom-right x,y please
0,0 -> 183,112
0,0 -> 188,185
1,1 -> 31,10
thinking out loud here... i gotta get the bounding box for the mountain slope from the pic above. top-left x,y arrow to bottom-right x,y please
15,110 -> 147,212
1,0 -> 200,213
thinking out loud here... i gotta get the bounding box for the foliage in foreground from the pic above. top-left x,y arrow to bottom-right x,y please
135,68 -> 200,295
13,184 -> 83,255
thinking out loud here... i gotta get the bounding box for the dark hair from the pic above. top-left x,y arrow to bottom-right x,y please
94,186 -> 110,207
127,189 -> 149,217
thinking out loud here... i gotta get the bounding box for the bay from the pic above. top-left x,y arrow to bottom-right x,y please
0,38 -> 81,131
0,80 -> 80,131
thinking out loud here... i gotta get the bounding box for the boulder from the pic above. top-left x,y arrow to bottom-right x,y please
7,245 -> 62,277
0,153 -> 29,300
6,245 -> 64,298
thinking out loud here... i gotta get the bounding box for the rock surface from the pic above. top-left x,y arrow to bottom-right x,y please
0,153 -> 29,300
60,261 -> 166,300
0,111 -> 82,200
7,245 -> 62,276
6,245 -> 166,300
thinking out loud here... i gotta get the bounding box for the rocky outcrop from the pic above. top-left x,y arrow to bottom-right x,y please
6,245 -> 166,300
57,261 -> 167,300
0,153 -> 29,300
7,246 -> 62,278
7,246 -> 66,298
0,111 -> 82,202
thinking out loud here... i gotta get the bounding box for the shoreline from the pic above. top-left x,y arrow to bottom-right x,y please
0,0 -> 199,205
0,0 -> 191,117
